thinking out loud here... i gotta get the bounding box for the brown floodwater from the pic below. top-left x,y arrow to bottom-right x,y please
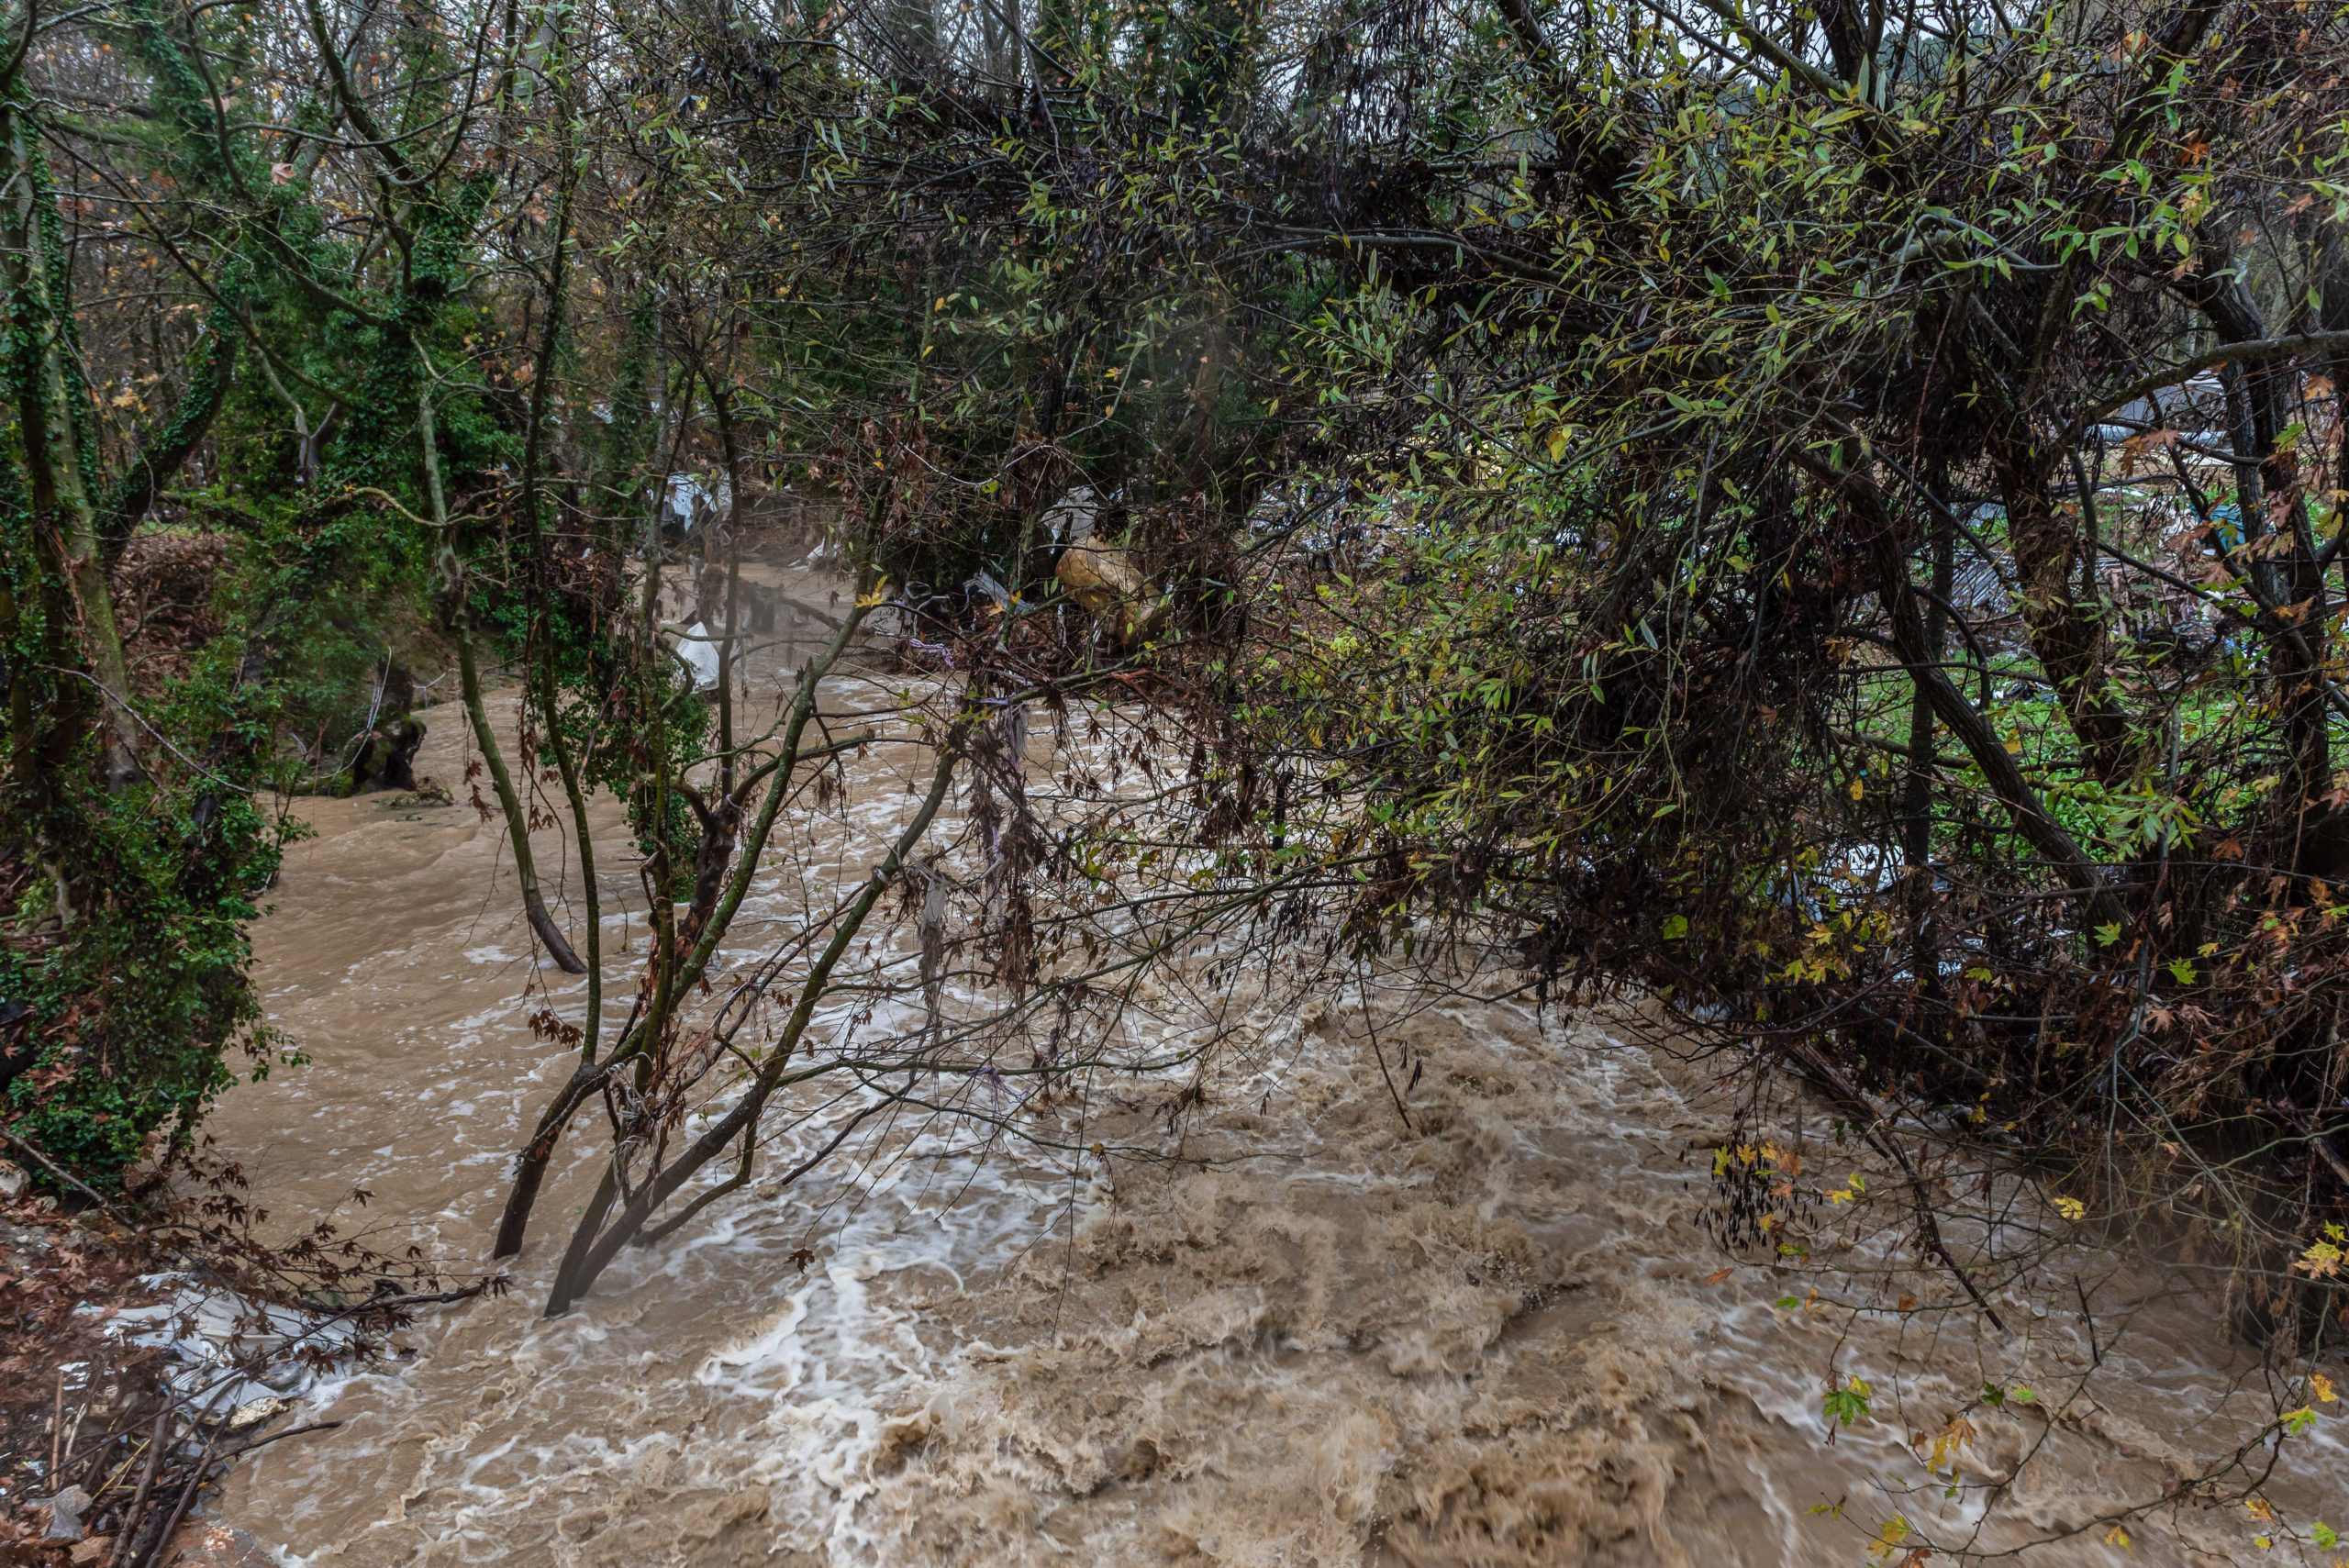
203,645 -> 2345,1567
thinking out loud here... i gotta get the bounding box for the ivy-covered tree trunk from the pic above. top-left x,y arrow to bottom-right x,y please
0,92 -> 139,788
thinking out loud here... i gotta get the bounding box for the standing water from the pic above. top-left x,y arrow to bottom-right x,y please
206,681 -> 2345,1567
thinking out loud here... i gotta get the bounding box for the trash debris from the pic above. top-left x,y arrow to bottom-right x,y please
1057,541 -> 1170,647
671,622 -> 723,693
42,1485 -> 91,1541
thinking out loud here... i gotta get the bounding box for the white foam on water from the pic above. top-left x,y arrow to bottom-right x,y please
209,686 -> 2348,1567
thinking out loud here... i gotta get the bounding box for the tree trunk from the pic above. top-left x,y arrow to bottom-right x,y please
417,386 -> 586,974
491,1057 -> 605,1259
454,622 -> 587,973
2,99 -> 139,787
544,736 -> 962,1316
1987,446 -> 2131,784
1900,508 -> 1952,980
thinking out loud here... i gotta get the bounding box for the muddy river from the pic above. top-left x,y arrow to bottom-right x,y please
201,648 -> 2344,1566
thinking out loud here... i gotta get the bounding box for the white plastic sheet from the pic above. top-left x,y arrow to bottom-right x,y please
673,621 -> 722,693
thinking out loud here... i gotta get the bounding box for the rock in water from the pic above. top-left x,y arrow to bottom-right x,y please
343,717 -> 425,795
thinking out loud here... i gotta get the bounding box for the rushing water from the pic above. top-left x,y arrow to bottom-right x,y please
204,659 -> 2345,1567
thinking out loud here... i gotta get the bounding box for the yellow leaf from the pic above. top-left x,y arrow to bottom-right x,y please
2054,1195 -> 2086,1221
1867,1515 -> 1910,1562
1548,428 -> 1567,462
2313,1373 -> 2338,1403
2295,1240 -> 2345,1278
1850,776 -> 1865,801
2004,735 -> 2024,754
2106,1523 -> 2132,1548
1926,1414 -> 1976,1473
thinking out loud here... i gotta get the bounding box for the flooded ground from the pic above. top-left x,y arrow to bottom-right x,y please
205,626 -> 2345,1567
